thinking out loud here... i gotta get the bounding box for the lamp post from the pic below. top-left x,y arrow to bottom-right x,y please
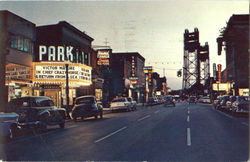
65,59 -> 71,119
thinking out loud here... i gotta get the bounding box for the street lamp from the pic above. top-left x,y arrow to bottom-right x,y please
65,58 -> 71,119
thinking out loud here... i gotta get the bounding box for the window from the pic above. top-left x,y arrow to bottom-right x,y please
24,39 -> 29,52
10,35 -> 17,49
17,36 -> 24,51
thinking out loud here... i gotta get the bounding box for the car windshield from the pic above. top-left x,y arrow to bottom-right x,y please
112,98 -> 126,102
76,97 -> 95,104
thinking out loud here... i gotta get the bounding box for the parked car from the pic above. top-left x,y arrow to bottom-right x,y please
226,96 -> 237,112
198,96 -> 211,104
164,96 -> 175,107
110,97 -> 132,111
218,95 -> 230,111
127,97 -> 137,110
213,96 -> 221,109
8,96 -> 66,131
147,97 -> 158,106
0,112 -> 19,141
71,96 -> 103,121
188,96 -> 196,104
231,96 -> 249,115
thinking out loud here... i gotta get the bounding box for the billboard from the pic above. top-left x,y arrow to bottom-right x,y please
32,62 -> 92,87
97,50 -> 110,66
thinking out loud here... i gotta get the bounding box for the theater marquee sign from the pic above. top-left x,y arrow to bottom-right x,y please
32,62 -> 92,87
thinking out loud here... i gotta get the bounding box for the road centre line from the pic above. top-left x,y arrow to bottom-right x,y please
188,110 -> 190,114
94,126 -> 127,143
154,110 -> 160,114
187,128 -> 191,146
137,115 -> 151,122
187,116 -> 190,122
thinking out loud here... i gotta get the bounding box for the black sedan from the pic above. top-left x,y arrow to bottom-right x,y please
71,96 -> 103,121
8,96 -> 66,131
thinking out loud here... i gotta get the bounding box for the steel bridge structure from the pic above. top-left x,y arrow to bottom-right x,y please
182,28 -> 210,95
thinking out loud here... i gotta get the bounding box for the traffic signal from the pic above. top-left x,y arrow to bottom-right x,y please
177,70 -> 182,77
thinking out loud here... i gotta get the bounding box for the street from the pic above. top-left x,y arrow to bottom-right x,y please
0,102 -> 248,161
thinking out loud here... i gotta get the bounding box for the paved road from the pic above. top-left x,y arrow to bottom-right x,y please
0,102 -> 248,161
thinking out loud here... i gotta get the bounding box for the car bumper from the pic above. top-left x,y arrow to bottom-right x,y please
110,106 -> 128,110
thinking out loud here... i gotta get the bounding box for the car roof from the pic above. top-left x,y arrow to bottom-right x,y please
76,95 -> 95,99
10,96 -> 51,101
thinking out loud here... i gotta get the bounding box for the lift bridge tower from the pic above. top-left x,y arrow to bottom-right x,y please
182,28 -> 210,95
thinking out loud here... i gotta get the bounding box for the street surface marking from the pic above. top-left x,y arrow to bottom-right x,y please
216,110 -> 233,119
188,110 -> 190,114
137,115 -> 151,122
241,122 -> 248,127
67,125 -> 79,129
187,128 -> 191,146
154,110 -> 160,114
187,116 -> 190,122
94,126 -> 127,143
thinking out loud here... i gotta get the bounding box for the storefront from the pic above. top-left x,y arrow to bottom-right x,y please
5,63 -> 33,101
32,61 -> 92,107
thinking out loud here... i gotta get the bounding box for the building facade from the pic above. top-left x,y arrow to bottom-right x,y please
217,14 -> 249,95
111,52 -> 145,103
34,21 -> 95,107
1,10 -> 36,107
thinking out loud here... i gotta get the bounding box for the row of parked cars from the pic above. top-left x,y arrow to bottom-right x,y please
0,95 -> 106,141
213,95 -> 249,116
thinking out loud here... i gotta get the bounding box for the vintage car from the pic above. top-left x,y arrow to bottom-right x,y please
71,96 -> 103,121
8,96 -> 66,130
231,96 -> 249,115
127,97 -> 137,110
188,96 -> 196,104
163,96 -> 175,107
110,97 -> 132,111
0,112 -> 19,141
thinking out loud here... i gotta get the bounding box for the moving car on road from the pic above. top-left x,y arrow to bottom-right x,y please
164,96 -> 175,107
110,97 -> 132,111
188,96 -> 196,104
0,112 -> 19,141
71,96 -> 103,121
8,96 -> 66,131
198,96 -> 211,104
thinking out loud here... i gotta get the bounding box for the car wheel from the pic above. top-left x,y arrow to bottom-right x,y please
59,123 -> 65,128
100,111 -> 103,119
40,122 -> 47,132
7,125 -> 18,141
73,117 -> 77,122
95,115 -> 98,119
81,117 -> 85,121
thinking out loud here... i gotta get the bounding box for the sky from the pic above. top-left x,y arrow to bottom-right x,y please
0,0 -> 248,90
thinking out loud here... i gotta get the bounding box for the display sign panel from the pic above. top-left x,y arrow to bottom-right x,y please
33,62 -> 92,86
97,50 -> 110,66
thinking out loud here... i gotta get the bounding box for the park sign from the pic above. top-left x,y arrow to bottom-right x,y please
38,45 -> 89,63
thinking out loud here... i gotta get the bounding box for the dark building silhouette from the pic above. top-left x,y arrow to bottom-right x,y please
217,14 -> 249,95
0,10 -> 36,111
111,52 -> 145,102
